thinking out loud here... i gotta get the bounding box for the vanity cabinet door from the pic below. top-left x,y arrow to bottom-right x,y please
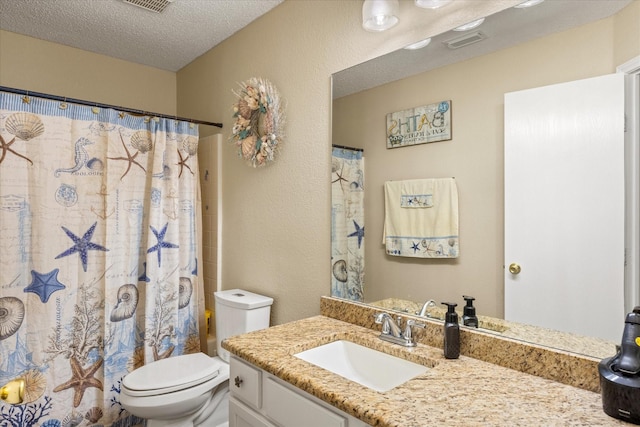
230,356 -> 262,409
230,396 -> 276,427
263,376 -> 347,427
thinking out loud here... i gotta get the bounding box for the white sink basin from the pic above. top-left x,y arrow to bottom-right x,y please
294,340 -> 428,392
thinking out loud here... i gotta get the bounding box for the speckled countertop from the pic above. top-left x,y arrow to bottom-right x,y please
223,315 -> 625,427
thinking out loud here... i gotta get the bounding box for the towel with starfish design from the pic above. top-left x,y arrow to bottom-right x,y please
382,178 -> 459,258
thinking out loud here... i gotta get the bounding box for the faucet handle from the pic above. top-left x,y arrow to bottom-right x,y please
374,312 -> 391,334
403,319 -> 426,341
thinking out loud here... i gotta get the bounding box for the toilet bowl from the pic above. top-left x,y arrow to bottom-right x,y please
119,289 -> 273,427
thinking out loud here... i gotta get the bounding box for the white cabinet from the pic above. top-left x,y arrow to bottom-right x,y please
229,356 -> 368,427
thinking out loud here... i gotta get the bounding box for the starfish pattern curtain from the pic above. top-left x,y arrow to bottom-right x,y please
331,147 -> 364,301
0,91 -> 203,427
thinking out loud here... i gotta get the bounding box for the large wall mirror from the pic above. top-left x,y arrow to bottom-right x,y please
330,0 -> 637,359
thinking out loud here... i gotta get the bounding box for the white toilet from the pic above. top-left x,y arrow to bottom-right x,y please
120,289 -> 273,427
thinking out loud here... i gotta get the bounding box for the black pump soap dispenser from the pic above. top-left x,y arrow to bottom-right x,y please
462,295 -> 478,328
441,302 -> 460,359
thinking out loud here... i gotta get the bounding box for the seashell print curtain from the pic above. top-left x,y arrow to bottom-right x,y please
331,147 -> 364,301
0,91 -> 203,427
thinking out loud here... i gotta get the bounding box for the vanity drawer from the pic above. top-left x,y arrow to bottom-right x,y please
230,356 -> 262,409
263,376 -> 347,427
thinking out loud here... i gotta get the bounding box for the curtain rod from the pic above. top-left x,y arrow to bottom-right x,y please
0,85 -> 223,128
332,144 -> 363,152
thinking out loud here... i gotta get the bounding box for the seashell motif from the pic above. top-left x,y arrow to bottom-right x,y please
86,157 -> 104,171
109,284 -> 139,322
0,296 -> 25,340
41,420 -> 62,427
178,277 -> 192,309
62,411 -> 83,427
5,112 -> 45,141
127,346 -> 145,372
131,131 -> 153,153
182,137 -> 198,156
331,158 -> 342,174
332,260 -> 348,283
241,135 -> 257,160
21,368 -> 47,403
264,109 -> 275,136
55,184 -> 78,207
84,406 -> 103,423
183,334 -> 201,354
237,98 -> 252,119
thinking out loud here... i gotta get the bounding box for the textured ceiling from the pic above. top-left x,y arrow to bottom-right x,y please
334,0 -> 632,98
0,0 -> 284,72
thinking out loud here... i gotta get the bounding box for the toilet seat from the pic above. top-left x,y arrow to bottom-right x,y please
122,352 -> 222,397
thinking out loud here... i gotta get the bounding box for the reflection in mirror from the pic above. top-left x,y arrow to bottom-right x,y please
330,0 -> 636,359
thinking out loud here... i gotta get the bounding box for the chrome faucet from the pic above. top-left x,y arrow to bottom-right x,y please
374,312 -> 425,347
374,312 -> 403,337
416,299 -> 437,317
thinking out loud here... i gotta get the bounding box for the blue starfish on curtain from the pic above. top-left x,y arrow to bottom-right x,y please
55,222 -> 109,272
147,223 -> 179,267
24,268 -> 66,303
348,220 -> 365,249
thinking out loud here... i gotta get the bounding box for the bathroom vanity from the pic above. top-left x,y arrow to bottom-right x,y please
229,355 -> 368,427
224,313 -> 626,426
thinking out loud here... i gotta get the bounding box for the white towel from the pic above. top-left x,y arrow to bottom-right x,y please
382,178 -> 459,258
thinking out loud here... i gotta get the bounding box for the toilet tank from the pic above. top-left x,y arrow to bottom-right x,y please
214,289 -> 273,363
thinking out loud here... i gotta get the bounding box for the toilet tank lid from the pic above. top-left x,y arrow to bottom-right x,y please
122,352 -> 220,393
214,289 -> 273,309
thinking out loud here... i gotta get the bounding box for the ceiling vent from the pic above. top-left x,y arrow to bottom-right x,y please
122,0 -> 174,13
444,31 -> 487,49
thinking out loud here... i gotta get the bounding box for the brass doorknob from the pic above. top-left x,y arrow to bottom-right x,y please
508,263 -> 521,275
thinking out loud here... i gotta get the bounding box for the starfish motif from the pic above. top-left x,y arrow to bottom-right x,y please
55,222 -> 109,272
0,134 -> 33,165
411,241 -> 420,253
107,129 -> 146,180
53,356 -> 103,407
147,223 -> 179,267
332,163 -> 349,193
176,149 -> 194,178
347,220 -> 365,249
24,268 -> 66,303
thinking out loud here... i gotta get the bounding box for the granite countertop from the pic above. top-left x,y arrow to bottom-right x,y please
223,315 -> 625,427
369,297 -> 616,359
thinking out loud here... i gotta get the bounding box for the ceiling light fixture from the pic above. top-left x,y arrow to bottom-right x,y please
414,0 -> 453,9
404,38 -> 432,50
453,17 -> 485,31
362,0 -> 400,32
514,0 -> 544,8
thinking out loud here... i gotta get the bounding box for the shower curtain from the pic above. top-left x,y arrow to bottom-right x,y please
0,91 -> 203,427
331,146 -> 364,301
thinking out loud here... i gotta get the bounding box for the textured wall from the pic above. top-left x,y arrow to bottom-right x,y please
177,0 -> 520,325
0,30 -> 176,115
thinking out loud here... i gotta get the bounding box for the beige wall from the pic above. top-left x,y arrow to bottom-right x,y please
333,2 -> 640,318
1,0 -> 637,327
0,30 -> 176,114
177,0 -> 520,325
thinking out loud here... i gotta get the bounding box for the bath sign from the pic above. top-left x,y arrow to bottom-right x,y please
386,100 -> 452,148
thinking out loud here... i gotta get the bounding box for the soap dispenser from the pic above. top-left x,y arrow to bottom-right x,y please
441,302 -> 460,359
598,306 -> 640,423
462,295 -> 478,328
